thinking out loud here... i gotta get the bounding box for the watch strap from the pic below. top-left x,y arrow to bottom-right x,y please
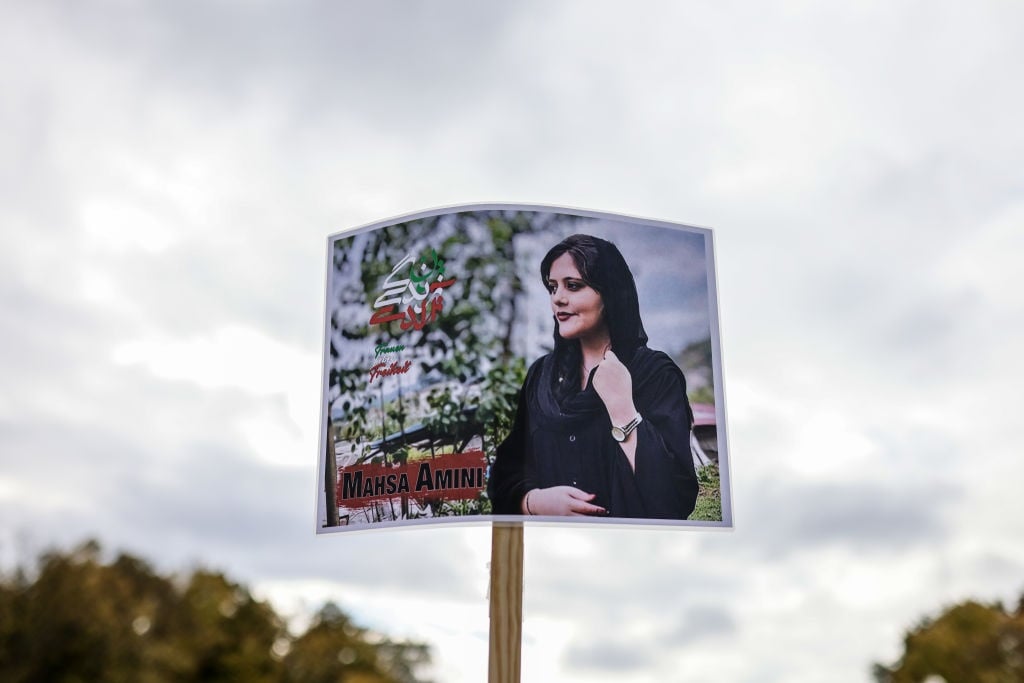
612,413 -> 643,441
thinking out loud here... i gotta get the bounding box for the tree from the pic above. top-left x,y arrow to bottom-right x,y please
283,603 -> 429,683
0,540 -> 431,683
324,210 -> 580,521
874,594 -> 1024,683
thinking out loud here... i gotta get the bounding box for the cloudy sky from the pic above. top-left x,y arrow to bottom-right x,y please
2,1 -> 1023,681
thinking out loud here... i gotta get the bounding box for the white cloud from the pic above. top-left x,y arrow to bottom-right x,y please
2,1 -> 1024,681
111,325 -> 319,466
111,325 -> 310,398
80,195 -> 179,254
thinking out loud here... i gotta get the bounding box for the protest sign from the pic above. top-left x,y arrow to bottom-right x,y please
317,204 -> 730,532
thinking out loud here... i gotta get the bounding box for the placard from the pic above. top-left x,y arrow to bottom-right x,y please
316,204 -> 731,532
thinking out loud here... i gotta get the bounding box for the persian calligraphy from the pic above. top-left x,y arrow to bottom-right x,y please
368,249 -> 456,332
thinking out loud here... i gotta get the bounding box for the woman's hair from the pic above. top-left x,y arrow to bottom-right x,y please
540,234 -> 648,399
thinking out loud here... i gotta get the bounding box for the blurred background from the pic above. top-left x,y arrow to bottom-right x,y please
1,1 -> 1022,681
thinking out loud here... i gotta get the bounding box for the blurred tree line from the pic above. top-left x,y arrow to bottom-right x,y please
874,594 -> 1024,682
0,540 -> 430,683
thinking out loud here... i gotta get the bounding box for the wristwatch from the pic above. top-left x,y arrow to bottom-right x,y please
611,413 -> 642,442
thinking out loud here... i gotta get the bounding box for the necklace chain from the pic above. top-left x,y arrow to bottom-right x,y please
581,343 -> 611,376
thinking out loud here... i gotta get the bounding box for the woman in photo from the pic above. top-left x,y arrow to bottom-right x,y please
488,233 -> 699,519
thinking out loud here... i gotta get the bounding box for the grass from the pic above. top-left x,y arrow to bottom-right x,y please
689,463 -> 722,521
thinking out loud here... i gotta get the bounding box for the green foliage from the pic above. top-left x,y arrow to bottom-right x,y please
423,387 -> 470,447
403,446 -> 434,462
325,211 -> 584,523
0,540 -> 431,683
688,385 -> 715,406
385,402 -> 407,430
675,337 -> 714,406
383,398 -> 409,447
476,357 -> 527,457
874,597 -> 1024,683
689,464 -> 722,522
389,446 -> 410,465
435,496 -> 489,517
283,603 -> 429,683
329,211 -> 571,455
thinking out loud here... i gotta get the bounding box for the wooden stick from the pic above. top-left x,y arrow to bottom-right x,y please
488,523 -> 524,683
324,417 -> 340,527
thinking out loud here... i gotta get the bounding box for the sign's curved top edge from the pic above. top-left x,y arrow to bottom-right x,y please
327,202 -> 712,241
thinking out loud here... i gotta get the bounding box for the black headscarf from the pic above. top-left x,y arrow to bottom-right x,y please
540,234 -> 648,404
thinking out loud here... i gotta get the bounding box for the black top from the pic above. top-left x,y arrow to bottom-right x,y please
488,346 -> 698,519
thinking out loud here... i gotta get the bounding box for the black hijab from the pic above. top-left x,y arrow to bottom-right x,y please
540,234 -> 648,405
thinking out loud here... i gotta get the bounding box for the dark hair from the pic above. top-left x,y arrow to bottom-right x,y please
540,234 -> 648,398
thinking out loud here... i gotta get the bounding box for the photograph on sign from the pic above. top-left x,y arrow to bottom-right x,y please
316,204 -> 731,532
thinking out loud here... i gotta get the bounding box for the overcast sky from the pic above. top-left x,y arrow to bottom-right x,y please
2,1 -> 1023,681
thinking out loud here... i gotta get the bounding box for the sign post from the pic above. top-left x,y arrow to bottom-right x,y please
317,204 -> 732,676
488,523 -> 523,683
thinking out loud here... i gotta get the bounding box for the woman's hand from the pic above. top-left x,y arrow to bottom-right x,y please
592,350 -> 640,470
522,486 -> 606,516
592,350 -> 637,425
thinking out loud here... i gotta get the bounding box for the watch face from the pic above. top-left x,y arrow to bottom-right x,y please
611,427 -> 626,442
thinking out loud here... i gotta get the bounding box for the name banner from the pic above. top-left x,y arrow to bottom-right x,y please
339,450 -> 487,508
316,204 -> 731,532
